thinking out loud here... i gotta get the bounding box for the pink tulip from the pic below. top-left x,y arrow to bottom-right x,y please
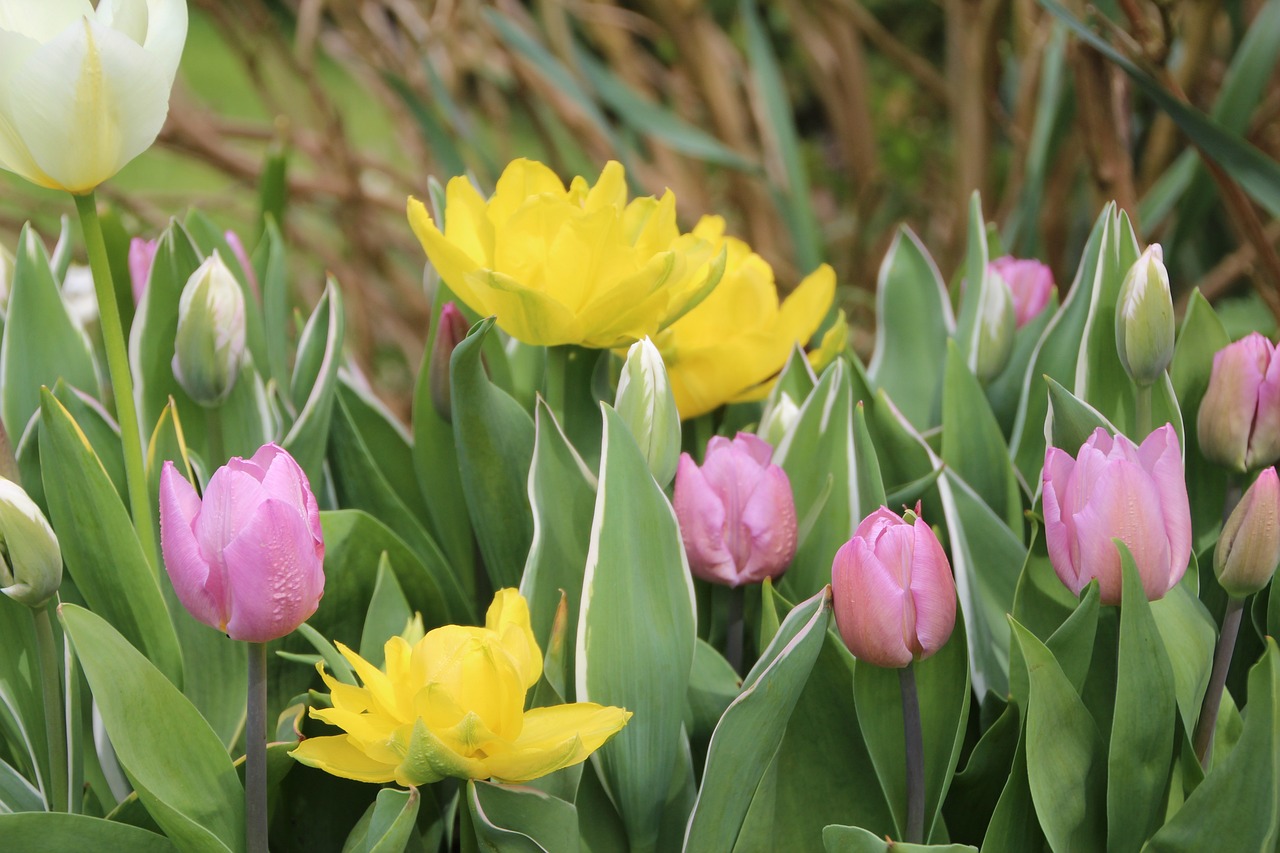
429,302 -> 471,422
673,433 -> 797,587
1197,333 -> 1280,472
159,443 -> 325,642
1042,425 -> 1191,605
831,506 -> 956,668
129,237 -> 158,305
1215,467 -> 1280,597
989,256 -> 1054,328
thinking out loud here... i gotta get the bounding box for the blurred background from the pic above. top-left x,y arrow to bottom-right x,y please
3,0 -> 1277,411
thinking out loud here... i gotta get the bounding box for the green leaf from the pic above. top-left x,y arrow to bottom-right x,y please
0,751 -> 43,812
1143,639 -> 1280,851
60,605 -> 243,853
282,280 -> 344,486
976,727 -> 1045,853
255,219 -> 292,395
38,389 -> 183,684
1045,377 -> 1117,453
1073,210 -> 1141,432
852,403 -> 887,516
1108,545 -> 1177,852
468,780 -> 579,853
0,224 -> 98,440
1010,618 -> 1106,852
0,813 -> 177,852
866,227 -> 952,430
822,823 -> 978,852
576,405 -> 696,852
686,638 -> 741,742
684,588 -> 831,853
1150,584 -> 1216,735
953,193 -> 995,380
51,379 -> 125,502
183,211 -> 268,372
942,704 -> 1021,845
343,786 -> 421,853
337,380 -> 430,521
451,317 -> 535,591
358,554 -> 413,668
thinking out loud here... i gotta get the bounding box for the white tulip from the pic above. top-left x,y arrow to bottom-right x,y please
0,0 -> 188,193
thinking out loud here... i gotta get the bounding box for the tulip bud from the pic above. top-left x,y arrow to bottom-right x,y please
0,244 -> 14,317
1214,467 -> 1280,597
0,478 -> 62,608
758,392 -> 800,448
614,337 -> 681,485
988,256 -> 1053,328
1042,425 -> 1192,605
429,302 -> 471,422
172,253 -> 247,407
159,443 -> 325,642
973,270 -> 1016,383
831,504 -> 956,668
1197,333 -> 1280,472
673,433 -> 797,587
128,238 -> 158,305
1115,244 -> 1174,387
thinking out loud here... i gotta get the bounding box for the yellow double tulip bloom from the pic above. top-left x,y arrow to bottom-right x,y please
291,590 -> 631,786
408,159 -> 724,349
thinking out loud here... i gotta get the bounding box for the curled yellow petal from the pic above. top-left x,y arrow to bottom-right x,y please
290,735 -> 397,784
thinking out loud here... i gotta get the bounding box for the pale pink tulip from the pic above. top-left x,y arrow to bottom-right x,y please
129,237 -> 158,305
673,433 -> 797,587
989,256 -> 1054,328
1042,425 -> 1191,605
159,443 -> 325,642
1215,467 -> 1280,597
1197,333 -> 1280,472
831,506 -> 956,668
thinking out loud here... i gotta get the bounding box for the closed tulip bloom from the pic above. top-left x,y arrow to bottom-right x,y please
0,0 -> 188,194
988,256 -> 1053,328
1197,333 -> 1280,472
128,237 -> 158,304
832,506 -> 955,668
172,252 -> 247,406
1115,245 -> 1175,387
291,589 -> 631,785
159,443 -> 325,643
673,432 -> 797,587
614,337 -> 681,486
1042,425 -> 1191,605
0,477 -> 62,608
1215,467 -> 1280,597
428,301 -> 471,422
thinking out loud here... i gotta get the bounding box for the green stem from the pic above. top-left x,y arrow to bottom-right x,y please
246,642 -> 268,853
1193,595 -> 1245,769
544,345 -> 568,427
33,603 -> 67,812
725,585 -> 745,677
1134,382 -> 1153,440
73,192 -> 159,571
899,663 -> 925,844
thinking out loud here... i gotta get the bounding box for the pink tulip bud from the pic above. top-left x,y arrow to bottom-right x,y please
831,506 -> 956,668
1215,467 -> 1280,597
159,443 -> 325,642
1042,425 -> 1191,605
989,256 -> 1054,328
429,302 -> 472,422
673,433 -> 797,587
1197,333 -> 1280,473
128,237 -> 158,305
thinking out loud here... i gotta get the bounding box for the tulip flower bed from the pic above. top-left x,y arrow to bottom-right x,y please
1,6 -> 1280,853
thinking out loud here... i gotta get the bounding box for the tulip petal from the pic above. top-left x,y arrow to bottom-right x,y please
488,158 -> 566,226
482,703 -> 632,782
407,196 -> 489,315
0,29 -> 53,188
1251,346 -> 1280,469
1136,425 -> 1191,589
467,269 -> 580,347
220,497 -> 324,642
254,443 -> 323,550
485,588 -> 542,689
0,1 -> 93,41
1072,460 -> 1171,603
909,518 -> 956,658
337,641 -> 406,721
1042,447 -> 1080,589
136,0 -> 187,79
195,467 -> 268,561
158,462 -> 228,632
290,734 -> 397,784
832,538 -> 913,668
738,464 -> 798,584
672,453 -> 735,585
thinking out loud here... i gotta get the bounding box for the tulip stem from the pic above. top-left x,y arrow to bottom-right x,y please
33,603 -> 68,812
544,345 -> 568,428
899,663 -> 925,844
73,192 -> 160,571
1134,383 -> 1153,440
246,641 -> 269,853
726,585 -> 745,676
1193,594 -> 1245,769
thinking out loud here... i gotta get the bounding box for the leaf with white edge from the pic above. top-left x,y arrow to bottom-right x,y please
1045,377 -> 1117,454
51,380 -> 124,502
342,787 -> 420,853
282,280 -> 344,486
468,780 -> 579,853
822,823 -> 978,852
0,813 -> 177,852
0,752 -> 43,812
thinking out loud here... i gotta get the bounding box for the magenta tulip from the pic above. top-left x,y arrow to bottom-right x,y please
989,256 -> 1054,328
831,506 -> 956,668
673,432 -> 797,587
1197,333 -> 1280,472
1042,425 -> 1191,605
159,443 -> 325,642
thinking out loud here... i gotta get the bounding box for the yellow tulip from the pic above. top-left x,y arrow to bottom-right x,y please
407,158 -> 725,348
654,216 -> 838,419
290,589 -> 632,785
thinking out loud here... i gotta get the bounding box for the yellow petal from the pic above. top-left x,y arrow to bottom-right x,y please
480,703 -> 632,783
407,197 -> 489,315
440,176 -> 494,266
484,589 -> 543,689
489,158 -> 566,225
290,735 -> 397,784
335,641 -> 407,720
776,263 -> 836,345
583,161 -> 627,213
469,269 -> 581,346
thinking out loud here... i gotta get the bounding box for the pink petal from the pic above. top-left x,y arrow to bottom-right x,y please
1250,339 -> 1280,468
1071,460 -> 1171,604
1136,424 -> 1191,591
222,498 -> 326,642
737,464 -> 797,584
908,519 -> 956,658
257,445 -> 322,548
853,506 -> 902,543
731,432 -> 775,467
159,462 -> 228,632
1041,448 -> 1079,588
673,453 -> 735,585
195,467 -> 269,562
832,538 -> 913,668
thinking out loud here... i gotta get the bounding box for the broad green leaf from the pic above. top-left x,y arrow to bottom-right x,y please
686,639 -> 740,742
468,780 -> 578,853
852,403 -> 887,516
977,727 -> 1045,853
0,813 -> 176,852
866,227 -> 952,429
51,379 -> 125,503
255,218 -> 292,393
0,594 -> 46,804
342,786 -> 421,853
1072,210 -> 1140,432
282,280 -> 344,486
0,225 -> 98,440
822,824 -> 978,852
60,605 -> 242,853
1109,546 -> 1177,852
336,379 -> 430,522
576,405 -> 696,852
953,193 -> 997,382
452,317 -> 535,592
39,389 -> 182,684
942,704 -> 1020,845
684,588 -> 831,853
1150,584 -> 1216,735
358,554 -> 413,669
213,364 -> 275,461
97,204 -> 136,332
0,751 -> 43,812
1045,377 -> 1116,453
985,300 -> 1057,436
145,400 -> 193,513
1011,619 -> 1106,852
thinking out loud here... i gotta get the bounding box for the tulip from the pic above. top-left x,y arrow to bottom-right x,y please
989,256 -> 1054,328
1041,425 -> 1191,605
1214,467 -> 1280,597
291,588 -> 631,784
673,432 -> 798,587
614,337 -> 681,485
831,505 -> 956,668
972,267 -> 1016,383
1197,333 -> 1280,472
0,477 -> 62,608
172,252 -> 247,406
1115,245 -> 1175,387
128,237 -> 158,305
758,392 -> 800,448
0,0 -> 188,194
654,215 -> 836,419
159,443 -> 325,643
408,159 -> 724,349
428,301 -> 471,422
